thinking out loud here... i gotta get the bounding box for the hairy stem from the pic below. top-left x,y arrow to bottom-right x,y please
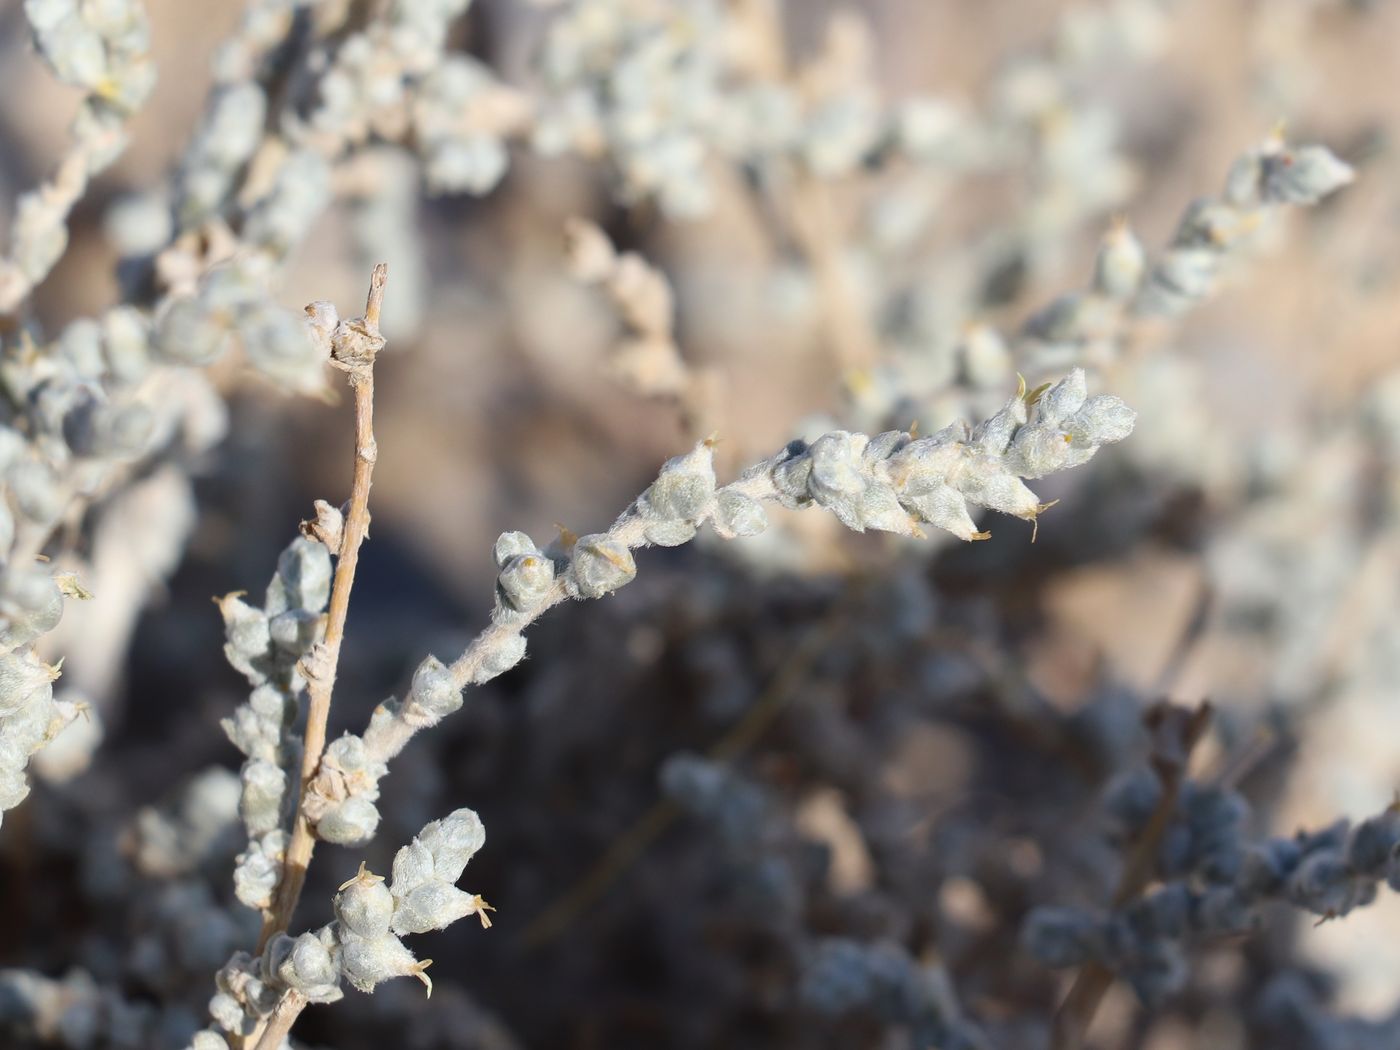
259,265 -> 387,952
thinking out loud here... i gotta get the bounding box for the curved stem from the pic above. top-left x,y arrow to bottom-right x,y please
258,265 -> 387,952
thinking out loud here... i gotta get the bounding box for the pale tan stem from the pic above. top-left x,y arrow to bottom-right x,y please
258,264 -> 387,953
252,992 -> 307,1050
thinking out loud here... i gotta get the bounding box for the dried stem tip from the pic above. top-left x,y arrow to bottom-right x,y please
329,264 -> 388,380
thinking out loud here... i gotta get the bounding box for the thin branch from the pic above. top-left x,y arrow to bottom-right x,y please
258,264 -> 387,951
252,991 -> 307,1050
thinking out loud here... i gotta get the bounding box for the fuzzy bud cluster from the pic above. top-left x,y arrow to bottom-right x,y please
302,371 -> 1132,843
199,810 -> 490,1045
1,1 -> 155,312
1023,777 -> 1400,1006
0,564 -> 87,830
1136,134 -> 1353,317
219,536 -> 332,910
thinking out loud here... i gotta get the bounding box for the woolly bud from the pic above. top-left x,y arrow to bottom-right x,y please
1035,369 -> 1089,424
233,832 -> 286,911
268,538 -> 333,615
0,568 -> 64,650
0,651 -> 62,718
641,444 -> 716,521
1287,850 -> 1373,917
407,655 -> 462,720
8,460 -> 65,525
496,553 -> 555,612
899,482 -> 980,541
1346,812 -> 1400,878
1260,145 -> 1354,205
335,867 -> 395,938
340,933 -> 424,995
239,759 -> 287,836
493,531 -> 539,568
569,535 -> 636,598
391,882 -> 478,935
971,396 -> 1028,456
469,634 -> 526,684
1066,395 -> 1136,446
317,797 -> 382,846
268,932 -> 342,1003
712,490 -> 768,538
155,297 -> 230,366
394,808 -> 486,889
770,442 -> 815,508
1140,250 -> 1217,313
0,766 -> 30,810
953,466 -> 1041,520
1093,222 -> 1146,300
269,610 -> 320,657
220,605 -> 271,685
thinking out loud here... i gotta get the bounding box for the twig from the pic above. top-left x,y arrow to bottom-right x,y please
258,264 -> 388,952
1050,700 -> 1212,1050
253,991 -> 307,1050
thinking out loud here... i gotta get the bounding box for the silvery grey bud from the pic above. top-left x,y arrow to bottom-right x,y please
496,552 -> 555,611
0,568 -> 64,649
898,481 -> 980,541
8,459 -> 65,525
317,797 -> 382,846
393,807 -> 486,894
493,531 -> 539,568
155,297 -> 229,366
1066,395 -> 1136,445
269,610 -> 320,656
0,651 -> 62,718
407,655 -> 462,720
569,535 -> 636,598
268,538 -> 332,615
239,759 -> 287,836
713,490 -> 767,538
1093,222 -> 1145,299
269,931 -> 343,1003
1141,249 -> 1217,313
770,442 -> 814,507
1036,369 -> 1088,424
233,833 -> 285,911
1261,145 -> 1354,205
335,868 -> 394,938
391,882 -> 477,935
640,443 -> 716,521
340,933 -> 424,995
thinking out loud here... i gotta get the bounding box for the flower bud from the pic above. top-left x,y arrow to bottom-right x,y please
317,797 -> 382,847
569,535 -> 636,598
335,868 -> 394,938
496,552 -> 555,611
407,655 -> 462,720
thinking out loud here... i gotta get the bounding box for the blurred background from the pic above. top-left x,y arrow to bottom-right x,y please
2,0 -> 1400,1047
